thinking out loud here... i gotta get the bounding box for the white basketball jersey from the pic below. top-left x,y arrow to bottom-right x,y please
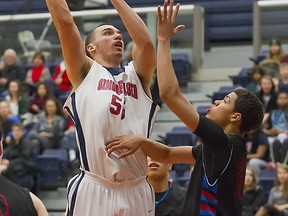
64,61 -> 159,181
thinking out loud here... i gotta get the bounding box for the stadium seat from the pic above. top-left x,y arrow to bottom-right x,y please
42,149 -> 70,171
259,169 -> 276,202
0,1 -> 26,15
207,84 -> 242,102
171,126 -> 192,132
177,170 -> 191,187
165,131 -> 196,147
172,53 -> 192,86
172,164 -> 191,185
229,68 -> 251,87
37,154 -> 63,186
197,105 -> 210,116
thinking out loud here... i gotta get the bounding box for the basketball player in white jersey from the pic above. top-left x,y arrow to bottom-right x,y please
45,0 -> 159,215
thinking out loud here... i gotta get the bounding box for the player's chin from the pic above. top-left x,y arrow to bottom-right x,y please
113,52 -> 123,61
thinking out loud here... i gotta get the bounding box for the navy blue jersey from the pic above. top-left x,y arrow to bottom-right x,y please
182,116 -> 246,216
155,182 -> 187,216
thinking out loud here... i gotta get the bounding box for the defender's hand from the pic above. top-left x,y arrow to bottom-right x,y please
105,135 -> 147,158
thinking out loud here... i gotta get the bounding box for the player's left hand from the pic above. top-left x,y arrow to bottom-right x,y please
157,0 -> 185,41
105,135 -> 146,158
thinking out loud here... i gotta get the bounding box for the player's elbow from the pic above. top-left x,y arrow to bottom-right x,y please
138,38 -> 155,53
159,87 -> 180,103
57,15 -> 74,27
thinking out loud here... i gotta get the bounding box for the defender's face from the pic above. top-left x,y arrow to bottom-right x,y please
92,25 -> 124,60
147,157 -> 171,179
206,92 -> 237,127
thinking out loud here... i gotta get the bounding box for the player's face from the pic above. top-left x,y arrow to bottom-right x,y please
93,25 -> 124,62
206,92 -> 237,127
147,157 -> 172,179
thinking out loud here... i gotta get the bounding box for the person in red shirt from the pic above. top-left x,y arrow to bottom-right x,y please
46,60 -> 71,104
52,60 -> 71,93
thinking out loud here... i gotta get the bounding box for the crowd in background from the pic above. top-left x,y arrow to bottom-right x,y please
0,48 -> 76,194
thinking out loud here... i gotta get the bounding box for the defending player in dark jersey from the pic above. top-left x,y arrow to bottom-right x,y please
106,1 -> 265,215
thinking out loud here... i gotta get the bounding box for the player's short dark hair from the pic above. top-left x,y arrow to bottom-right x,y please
234,88 -> 264,134
84,23 -> 110,59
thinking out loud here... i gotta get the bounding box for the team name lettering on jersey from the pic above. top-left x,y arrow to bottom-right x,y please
97,79 -> 138,99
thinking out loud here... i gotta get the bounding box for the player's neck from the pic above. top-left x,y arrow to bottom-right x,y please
94,56 -> 121,68
148,178 -> 169,193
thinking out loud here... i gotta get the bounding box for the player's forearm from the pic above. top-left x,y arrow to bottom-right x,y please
157,39 -> 182,101
46,0 -> 75,33
110,0 -> 153,49
141,139 -> 173,163
142,139 -> 195,164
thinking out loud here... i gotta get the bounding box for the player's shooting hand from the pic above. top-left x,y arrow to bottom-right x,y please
105,135 -> 146,158
157,0 -> 185,41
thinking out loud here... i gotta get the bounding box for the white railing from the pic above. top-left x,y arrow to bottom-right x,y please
0,4 -> 204,75
253,0 -> 288,58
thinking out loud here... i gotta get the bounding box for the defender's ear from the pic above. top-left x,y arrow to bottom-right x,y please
231,112 -> 242,123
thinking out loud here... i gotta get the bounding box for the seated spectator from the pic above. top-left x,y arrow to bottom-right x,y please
245,66 -> 265,93
0,100 -> 21,144
256,164 -> 288,216
0,49 -> 25,99
269,138 -> 288,169
243,167 -> 266,216
147,156 -> 187,216
260,39 -> 284,79
45,59 -> 71,101
246,128 -> 270,175
5,80 -> 29,117
275,63 -> 288,93
262,91 -> 288,143
24,52 -> 51,96
1,123 -> 39,189
22,82 -> 51,128
26,98 -> 65,151
0,130 -> 48,216
256,75 -> 278,114
60,110 -> 78,162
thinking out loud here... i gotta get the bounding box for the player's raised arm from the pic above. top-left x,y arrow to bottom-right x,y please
110,0 -> 156,94
157,0 -> 200,132
45,0 -> 92,88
